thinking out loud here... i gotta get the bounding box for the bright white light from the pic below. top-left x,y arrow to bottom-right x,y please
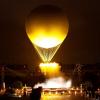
34,77 -> 72,89
35,37 -> 61,48
66,80 -> 72,89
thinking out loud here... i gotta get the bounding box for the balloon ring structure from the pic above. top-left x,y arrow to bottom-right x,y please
25,5 -> 69,62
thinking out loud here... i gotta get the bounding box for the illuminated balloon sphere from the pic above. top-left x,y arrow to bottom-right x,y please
25,5 -> 69,49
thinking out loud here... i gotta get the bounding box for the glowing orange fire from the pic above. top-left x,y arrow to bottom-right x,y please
39,62 -> 61,77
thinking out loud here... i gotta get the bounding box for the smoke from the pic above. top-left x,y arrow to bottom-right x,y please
34,76 -> 71,89
37,63 -> 72,89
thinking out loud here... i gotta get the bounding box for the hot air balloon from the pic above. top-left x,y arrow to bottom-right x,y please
25,5 -> 69,62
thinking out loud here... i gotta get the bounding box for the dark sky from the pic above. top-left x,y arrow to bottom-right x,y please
0,0 -> 100,65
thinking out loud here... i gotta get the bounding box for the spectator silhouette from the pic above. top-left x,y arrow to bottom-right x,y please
30,87 -> 42,100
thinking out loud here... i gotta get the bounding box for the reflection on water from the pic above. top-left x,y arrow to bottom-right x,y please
41,93 -> 85,100
41,94 -> 71,100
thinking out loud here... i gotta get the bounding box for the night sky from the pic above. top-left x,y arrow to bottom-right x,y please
0,0 -> 100,65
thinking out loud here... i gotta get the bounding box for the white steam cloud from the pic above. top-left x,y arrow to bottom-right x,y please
34,77 -> 71,89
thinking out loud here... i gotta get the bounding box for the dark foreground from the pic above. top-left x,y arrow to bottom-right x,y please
0,95 -> 96,100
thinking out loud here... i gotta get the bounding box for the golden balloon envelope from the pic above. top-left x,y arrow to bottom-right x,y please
25,5 -> 69,62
